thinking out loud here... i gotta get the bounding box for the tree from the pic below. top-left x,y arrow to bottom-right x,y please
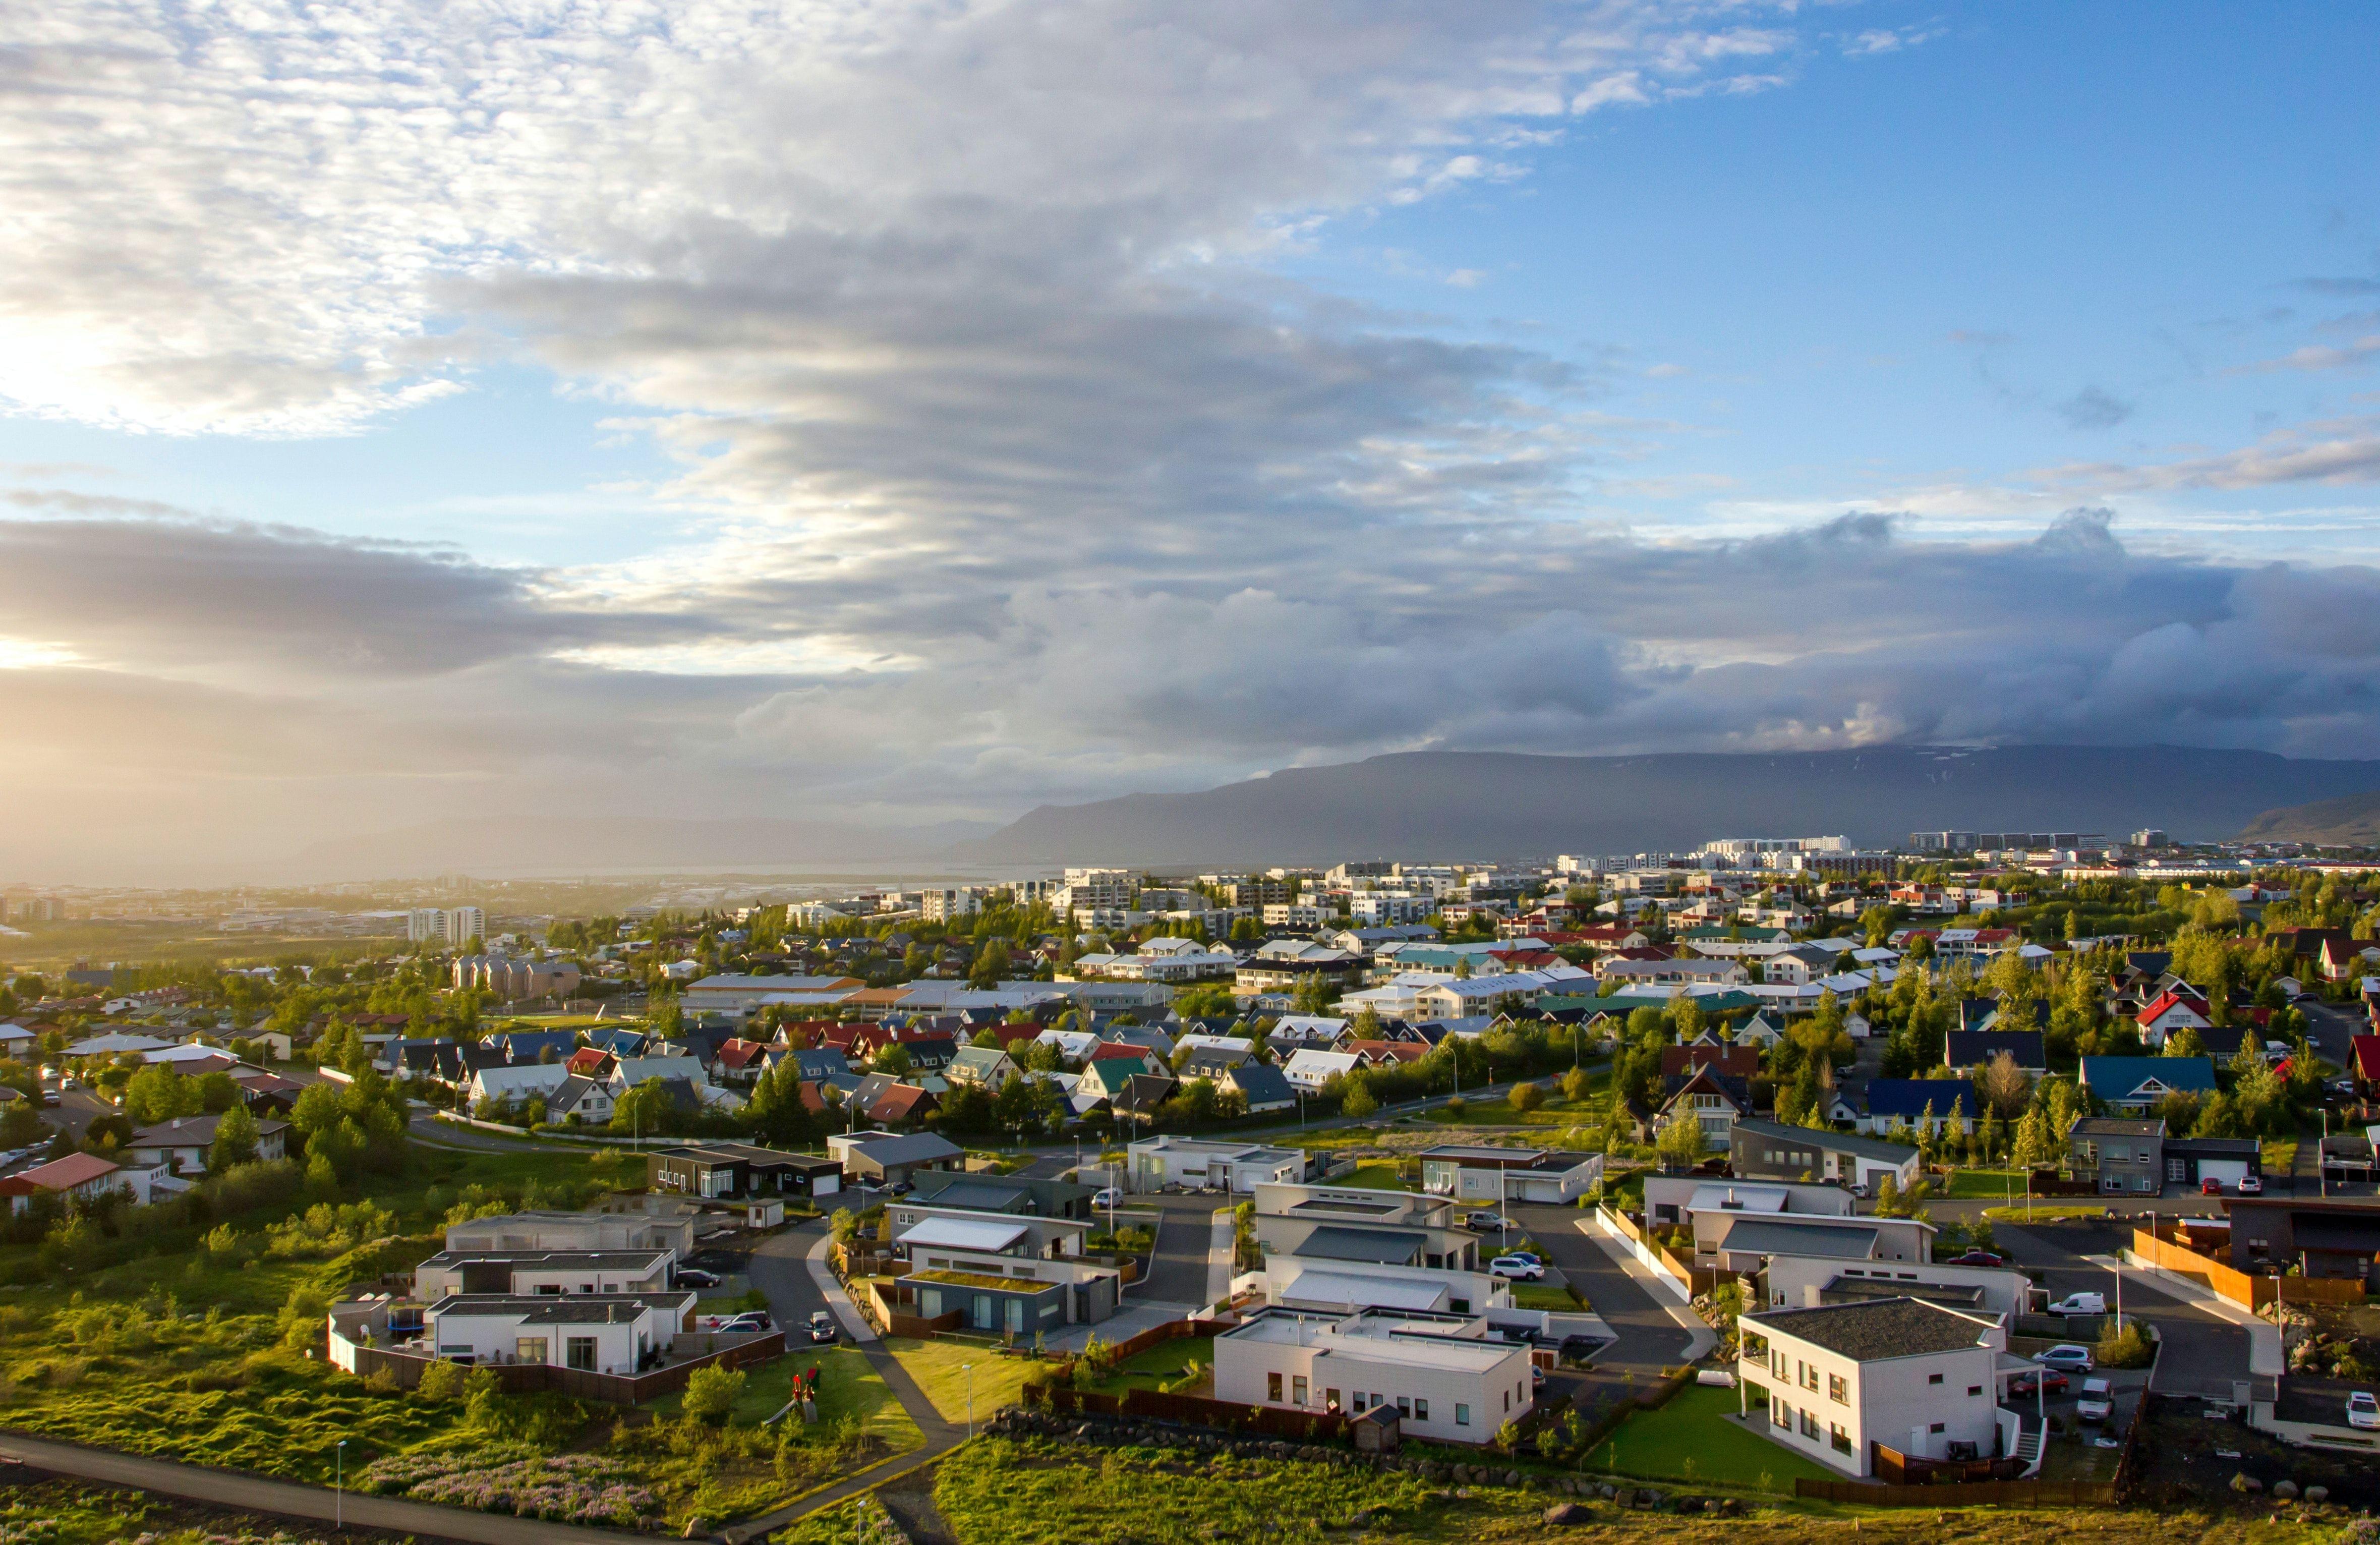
1654,1115 -> 1709,1171
209,1104 -> 261,1171
969,941 -> 1012,990
1668,991 -> 1704,1045
609,1077 -> 679,1137
682,1365 -> 747,1425
2011,1105 -> 2056,1170
874,1043 -> 914,1077
123,1063 -> 200,1127
1975,1051 -> 2030,1118
1341,1079 -> 1378,1120
1508,1080 -> 1544,1113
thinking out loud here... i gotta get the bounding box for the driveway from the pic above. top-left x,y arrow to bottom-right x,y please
1995,1218 -> 2249,1401
1512,1203 -> 1694,1379
1134,1193 -> 1231,1308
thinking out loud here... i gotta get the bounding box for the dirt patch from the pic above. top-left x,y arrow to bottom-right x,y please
2129,1391 -> 2380,1510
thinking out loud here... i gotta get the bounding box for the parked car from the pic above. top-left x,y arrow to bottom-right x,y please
1089,1188 -> 1124,1210
2008,1369 -> 2069,1398
2036,1345 -> 2095,1374
1942,1250 -> 2007,1267
2236,1174 -> 2263,1195
1489,1254 -> 1546,1281
2076,1378 -> 2114,1422
708,1311 -> 772,1334
2348,1391 -> 2380,1431
806,1310 -> 838,1345
673,1267 -> 722,1289
2200,1178 -> 2224,1196
2045,1292 -> 2107,1317
1464,1212 -> 1513,1233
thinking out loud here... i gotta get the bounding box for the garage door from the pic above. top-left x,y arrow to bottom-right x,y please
815,1175 -> 840,1196
2197,1160 -> 2247,1186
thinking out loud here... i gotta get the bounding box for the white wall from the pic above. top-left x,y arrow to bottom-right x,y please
1213,1332 -> 1532,1445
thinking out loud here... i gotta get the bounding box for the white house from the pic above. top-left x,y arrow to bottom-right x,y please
1281,1048 -> 1362,1091
127,1113 -> 291,1173
1214,1307 -> 1535,1445
413,1248 -> 675,1300
1127,1135 -> 1305,1193
1738,1298 -> 2011,1478
1416,1145 -> 1604,1205
468,1063 -> 572,1108
421,1290 -> 694,1372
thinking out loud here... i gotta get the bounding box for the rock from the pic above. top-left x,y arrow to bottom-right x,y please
2305,1486 -> 2329,1503
2231,1473 -> 2263,1494
2273,1481 -> 2300,1501
1504,1470 -> 1523,1487
1596,1483 -> 1617,1500
1543,1503 -> 1591,1525
681,1519 -> 709,1539
1418,1462 -> 1442,1481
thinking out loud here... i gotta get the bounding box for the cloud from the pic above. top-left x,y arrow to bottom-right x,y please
2232,335 -> 2380,374
2049,418 -> 2380,491
2055,386 -> 2134,430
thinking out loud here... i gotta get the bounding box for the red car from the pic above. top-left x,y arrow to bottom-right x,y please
2009,1370 -> 2069,1398
2201,1178 -> 2224,1195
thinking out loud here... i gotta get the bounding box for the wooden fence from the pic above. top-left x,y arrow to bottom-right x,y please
2130,1225 -> 2368,1310
347,1330 -> 785,1406
1029,1383 -> 1353,1443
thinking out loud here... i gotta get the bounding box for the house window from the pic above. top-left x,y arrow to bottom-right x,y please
566,1336 -> 598,1371
1326,1389 -> 1340,1413
1830,1423 -> 1851,1455
1267,1373 -> 1283,1402
1967,1386 -> 1983,1397
516,1337 -> 548,1363
1772,1397 -> 1791,1430
1398,1397 -> 1412,1417
1801,1360 -> 1818,1392
1292,1376 -> 1308,1406
1800,1410 -> 1819,1439
1503,1389 -> 1511,1412
1928,1373 -> 1944,1386
1414,1398 -> 1429,1422
1928,1422 -> 1945,1435
1828,1374 -> 1847,1405
1455,1403 -> 1470,1427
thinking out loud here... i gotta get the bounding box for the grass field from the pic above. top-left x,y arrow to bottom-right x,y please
1942,1167 -> 2031,1199
646,1344 -> 918,1449
1336,1162 -> 1412,1189
1423,1095 -> 1599,1128
1585,1385 -> 1836,1492
883,1336 -> 1044,1426
1511,1281 -> 1582,1312
772,1433 -> 2328,1545
1984,1203 -> 2112,1222
1080,1336 -> 1212,1396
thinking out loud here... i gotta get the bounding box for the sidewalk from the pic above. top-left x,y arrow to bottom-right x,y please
805,1233 -> 878,1344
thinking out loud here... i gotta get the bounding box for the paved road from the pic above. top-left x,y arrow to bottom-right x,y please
1512,1203 -> 1691,1378
1995,1217 -> 2249,1401
1133,1193 -> 1231,1307
0,1433 -> 637,1545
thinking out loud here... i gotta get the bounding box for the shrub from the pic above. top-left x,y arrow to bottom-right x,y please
682,1366 -> 747,1426
416,1359 -> 472,1402
2097,1320 -> 2154,1369
1508,1081 -> 1543,1113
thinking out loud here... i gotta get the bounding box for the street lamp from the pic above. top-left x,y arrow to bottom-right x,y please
335,1439 -> 347,1529
963,1361 -> 975,1438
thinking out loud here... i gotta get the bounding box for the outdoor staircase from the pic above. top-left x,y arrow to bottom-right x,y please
2013,1422 -> 2045,1476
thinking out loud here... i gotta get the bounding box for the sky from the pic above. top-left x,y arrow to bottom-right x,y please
3,0 -> 2379,881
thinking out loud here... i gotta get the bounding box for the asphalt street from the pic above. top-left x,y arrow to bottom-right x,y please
1512,1202 -> 1691,1378
1994,1217 -> 2250,1401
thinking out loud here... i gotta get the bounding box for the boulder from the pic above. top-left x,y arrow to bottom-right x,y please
1543,1503 -> 1591,1526
2231,1473 -> 2263,1494
2305,1486 -> 2329,1504
2272,1480 -> 2300,1501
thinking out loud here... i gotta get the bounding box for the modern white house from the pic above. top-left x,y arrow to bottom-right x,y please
1693,1209 -> 1936,1275
421,1290 -> 696,1372
1416,1144 -> 1604,1206
1127,1135 -> 1305,1194
1758,1255 -> 2035,1319
1642,1176 -> 1852,1230
1737,1297 -> 2014,1478
414,1248 -> 675,1300
1213,1306 -> 1535,1445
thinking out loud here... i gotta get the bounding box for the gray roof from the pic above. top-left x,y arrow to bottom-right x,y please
1732,1118 -> 1919,1164
428,1291 -> 692,1325
419,1248 -> 670,1272
2072,1117 -> 2164,1137
905,1178 -> 1029,1212
1290,1226 -> 1425,1266
1746,1297 -> 1994,1361
1716,1219 -> 1881,1260
852,1132 -> 964,1167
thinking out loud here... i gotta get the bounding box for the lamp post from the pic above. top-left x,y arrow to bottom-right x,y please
963,1362 -> 975,1438
335,1439 -> 347,1529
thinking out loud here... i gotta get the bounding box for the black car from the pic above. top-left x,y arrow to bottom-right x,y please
674,1268 -> 722,1289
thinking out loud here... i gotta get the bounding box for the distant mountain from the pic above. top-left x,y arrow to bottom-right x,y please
958,746 -> 2380,867
2235,790 -> 2380,847
289,816 -> 999,881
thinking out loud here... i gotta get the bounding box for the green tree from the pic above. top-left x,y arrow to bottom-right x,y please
208,1104 -> 261,1171
609,1077 -> 679,1137
1341,1079 -> 1378,1120
1508,1080 -> 1544,1113
682,1365 -> 747,1425
1654,1115 -> 1709,1170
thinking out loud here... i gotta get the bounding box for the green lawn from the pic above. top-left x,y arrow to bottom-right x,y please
1941,1167 -> 2031,1199
645,1344 -> 918,1451
882,1336 -> 1046,1425
1336,1162 -> 1412,1189
1509,1281 -> 1581,1312
1586,1384 -> 1836,1492
1983,1202 -> 2110,1222
1082,1336 -> 1212,1396
1424,1094 -> 1600,1128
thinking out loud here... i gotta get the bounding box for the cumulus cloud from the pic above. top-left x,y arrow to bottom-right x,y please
2055,386 -> 2134,430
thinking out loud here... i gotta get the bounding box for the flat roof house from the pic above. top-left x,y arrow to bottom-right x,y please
648,1143 -> 844,1200
1128,1135 -> 1305,1194
414,1248 -> 674,1300
1416,1145 -> 1604,1206
884,1199 -> 1121,1329
423,1290 -> 695,1374
2223,1197 -> 2380,1288
1737,1297 -> 2010,1478
445,1202 -> 698,1260
1695,1209 -> 1935,1275
825,1131 -> 965,1187
1250,1183 -> 1482,1274
1214,1306 -> 1535,1446
1728,1119 -> 1920,1193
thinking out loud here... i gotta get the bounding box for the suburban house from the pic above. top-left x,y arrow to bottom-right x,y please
414,1248 -> 674,1299
908,1171 -> 1098,1220
1127,1135 -> 1305,1193
884,1192 -> 1121,1328
1213,1306 -> 1535,1445
1280,1048 -> 1362,1092
0,1152 -> 154,1212
1729,1119 -> 1922,1194
1738,1298 -> 2010,1478
445,1200 -> 699,1259
647,1143 -> 845,1200
2077,1056 -> 2218,1114
2222,1197 -> 2380,1288
1694,1208 -> 1935,1275
1657,1063 -> 1758,1142
1226,1062 -> 1299,1115
2135,988 -> 2213,1048
1643,1176 -> 1853,1229
2069,1117 -> 2166,1194
1416,1144 -> 1604,1206
468,1063 -> 572,1110
2165,1136 -> 2262,1190
825,1130 -> 965,1188
1760,1255 -> 2035,1318
1249,1182 -> 1482,1273
945,1045 -> 1019,1089
421,1290 -> 696,1371
1856,1079 -> 1973,1137
127,1113 -> 290,1172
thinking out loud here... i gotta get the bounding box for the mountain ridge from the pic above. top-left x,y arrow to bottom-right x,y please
2235,790 -> 2380,846
956,745 -> 2380,866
